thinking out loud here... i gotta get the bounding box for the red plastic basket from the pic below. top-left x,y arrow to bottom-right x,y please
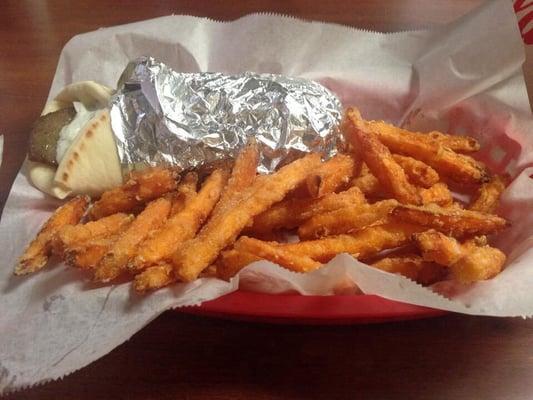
184,291 -> 447,325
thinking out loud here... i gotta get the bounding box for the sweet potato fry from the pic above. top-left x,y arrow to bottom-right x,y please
65,236 -> 120,270
350,163 -> 382,197
281,222 -> 424,263
345,108 -> 488,184
217,249 -> 261,280
452,243 -> 506,283
90,167 -> 177,219
234,236 -> 322,273
16,195 -> 89,275
170,195 -> 185,217
134,146 -> 258,289
211,142 -> 259,219
68,243 -> 109,270
346,107 -> 480,152
371,255 -> 446,285
419,182 -> 454,206
425,130 -> 480,153
94,197 -> 172,282
173,153 -> 322,282
57,213 -> 133,252
200,264 -> 218,278
170,172 -> 198,215
298,199 -> 397,239
134,261 -> 226,292
345,110 -> 421,204
133,263 -> 174,293
129,169 -> 228,272
414,230 -> 506,283
250,186 -> 366,234
469,175 -> 506,213
391,203 -> 508,237
305,154 -> 355,198
392,154 -> 439,188
413,230 -> 464,265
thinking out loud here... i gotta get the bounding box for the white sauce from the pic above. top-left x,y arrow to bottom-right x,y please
56,102 -> 97,163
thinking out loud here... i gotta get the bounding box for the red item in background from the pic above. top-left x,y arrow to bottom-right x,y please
514,0 -> 533,108
514,0 -> 532,44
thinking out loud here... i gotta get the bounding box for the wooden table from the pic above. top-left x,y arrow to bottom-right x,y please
1,1 -> 532,399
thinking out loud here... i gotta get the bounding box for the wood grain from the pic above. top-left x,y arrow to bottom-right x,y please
7,313 -> 533,400
2,1 -> 532,399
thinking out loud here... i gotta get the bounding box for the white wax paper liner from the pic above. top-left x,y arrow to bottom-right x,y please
1,0 -> 532,394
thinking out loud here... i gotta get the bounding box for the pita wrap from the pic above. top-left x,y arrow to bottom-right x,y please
28,82 -> 123,198
54,109 -> 122,197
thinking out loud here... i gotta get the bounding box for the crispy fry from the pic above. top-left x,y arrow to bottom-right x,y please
57,213 -> 133,251
419,182 -> 454,206
65,237 -> 119,270
235,236 -> 322,273
305,154 -> 355,198
133,263 -> 174,293
173,153 -> 322,282
467,235 -> 488,246
350,163 -> 382,197
134,146 -> 258,288
217,249 -> 261,280
200,264 -> 218,278
392,154 -> 439,188
345,110 -> 421,204
346,107 -> 480,152
16,196 -> 89,275
135,260 -> 224,292
298,199 -> 397,239
447,201 -> 465,209
170,172 -> 198,215
129,169 -> 228,272
426,130 -> 480,153
170,195 -> 185,217
69,244 -> 109,270
452,243 -> 506,283
94,197 -> 172,282
413,230 -> 464,265
345,108 -> 488,184
211,142 -> 259,219
178,172 -> 199,198
281,222 -> 424,263
469,175 -> 506,213
90,167 -> 177,219
250,186 -> 366,233
391,203 -> 508,237
136,260 -> 236,292
371,255 -> 446,285
414,230 -> 506,283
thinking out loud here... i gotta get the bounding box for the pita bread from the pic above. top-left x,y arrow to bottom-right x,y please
27,161 -> 71,199
41,81 -> 114,116
54,109 -> 123,197
28,81 -> 122,198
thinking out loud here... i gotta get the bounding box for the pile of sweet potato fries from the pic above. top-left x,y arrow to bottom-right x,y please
16,107 -> 509,292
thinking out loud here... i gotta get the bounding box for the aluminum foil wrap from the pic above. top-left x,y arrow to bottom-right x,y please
109,56 -> 342,173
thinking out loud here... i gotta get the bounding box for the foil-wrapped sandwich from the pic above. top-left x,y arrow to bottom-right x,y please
27,57 -> 342,198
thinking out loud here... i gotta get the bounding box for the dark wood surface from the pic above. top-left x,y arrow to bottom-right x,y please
1,1 -> 532,399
